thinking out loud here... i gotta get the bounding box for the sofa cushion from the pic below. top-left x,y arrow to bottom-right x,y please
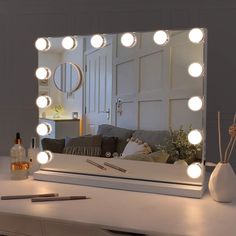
124,151 -> 169,163
132,130 -> 169,152
41,138 -> 65,153
63,135 -> 102,156
97,124 -> 134,155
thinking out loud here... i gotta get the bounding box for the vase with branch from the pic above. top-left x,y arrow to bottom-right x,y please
52,104 -> 64,118
208,112 -> 236,202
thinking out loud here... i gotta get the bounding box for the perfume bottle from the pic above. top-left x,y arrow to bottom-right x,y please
10,132 -> 29,180
28,137 -> 40,175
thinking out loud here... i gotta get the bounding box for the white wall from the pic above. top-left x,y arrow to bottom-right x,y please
38,51 -> 62,117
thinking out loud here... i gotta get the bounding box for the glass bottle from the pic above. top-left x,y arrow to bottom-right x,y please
10,132 -> 29,180
28,137 -> 40,175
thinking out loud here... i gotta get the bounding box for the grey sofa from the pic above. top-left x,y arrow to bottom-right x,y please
97,124 -> 169,155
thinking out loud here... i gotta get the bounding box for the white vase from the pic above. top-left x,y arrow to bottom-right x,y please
208,162 -> 236,202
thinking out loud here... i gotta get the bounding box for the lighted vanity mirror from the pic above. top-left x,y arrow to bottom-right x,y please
35,28 -> 207,198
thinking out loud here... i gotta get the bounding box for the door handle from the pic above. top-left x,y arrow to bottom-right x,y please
101,108 -> 110,120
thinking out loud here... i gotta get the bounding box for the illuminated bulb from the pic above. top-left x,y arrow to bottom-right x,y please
188,96 -> 203,111
188,129 -> 202,145
188,63 -> 203,78
37,151 -> 53,164
36,96 -> 52,109
35,38 -> 51,51
187,163 -> 202,179
35,67 -> 51,80
153,30 -> 169,45
189,28 -> 204,44
90,34 -> 106,48
62,36 -> 77,50
120,33 -> 137,48
36,123 -> 52,136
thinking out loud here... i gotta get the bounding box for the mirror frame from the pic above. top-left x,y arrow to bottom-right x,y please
53,62 -> 84,94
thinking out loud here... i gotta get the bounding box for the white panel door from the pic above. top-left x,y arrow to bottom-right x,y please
113,31 -> 203,132
85,45 -> 112,134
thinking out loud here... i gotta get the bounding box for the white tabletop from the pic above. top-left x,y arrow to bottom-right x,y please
1,156 -> 236,236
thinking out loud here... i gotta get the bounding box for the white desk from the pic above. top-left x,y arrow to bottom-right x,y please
0,156 -> 236,236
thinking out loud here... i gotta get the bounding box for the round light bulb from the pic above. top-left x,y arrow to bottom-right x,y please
188,96 -> 203,111
35,67 -> 51,80
153,30 -> 169,45
188,63 -> 203,78
36,123 -> 52,136
120,33 -> 137,48
37,151 -> 53,164
36,96 -> 52,109
62,36 -> 77,50
188,28 -> 204,44
35,38 -> 51,51
188,129 -> 202,145
187,163 -> 202,179
90,34 -> 106,48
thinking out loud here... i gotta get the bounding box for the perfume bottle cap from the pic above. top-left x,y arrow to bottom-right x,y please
15,132 -> 21,144
31,137 -> 37,149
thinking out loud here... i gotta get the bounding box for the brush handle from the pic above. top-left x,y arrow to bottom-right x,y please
32,196 -> 88,202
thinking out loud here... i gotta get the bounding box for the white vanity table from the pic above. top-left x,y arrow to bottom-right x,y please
0,156 -> 236,236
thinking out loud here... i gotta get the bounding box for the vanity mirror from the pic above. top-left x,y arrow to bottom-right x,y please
34,28 -> 207,198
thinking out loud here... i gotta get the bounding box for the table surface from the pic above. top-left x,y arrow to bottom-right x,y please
0,156 -> 236,236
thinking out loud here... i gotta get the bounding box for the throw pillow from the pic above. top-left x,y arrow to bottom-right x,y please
123,151 -> 169,163
63,135 -> 102,156
41,138 -> 65,153
121,138 -> 152,158
97,124 -> 134,155
101,136 -> 118,157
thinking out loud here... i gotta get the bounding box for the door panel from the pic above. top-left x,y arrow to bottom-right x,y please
85,45 -> 112,134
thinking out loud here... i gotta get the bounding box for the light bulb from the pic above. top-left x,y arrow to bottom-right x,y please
188,129 -> 202,145
187,163 -> 202,179
35,38 -> 51,51
153,30 -> 169,45
120,33 -> 137,48
36,96 -> 52,109
188,96 -> 203,111
37,151 -> 53,164
36,123 -> 52,136
188,63 -> 203,78
188,28 -> 204,44
90,34 -> 106,48
62,36 -> 77,50
35,67 -> 51,80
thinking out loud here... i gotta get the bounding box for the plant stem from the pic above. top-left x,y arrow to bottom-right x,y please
217,111 -> 223,162
224,137 -> 233,162
227,137 -> 236,162
224,113 -> 236,162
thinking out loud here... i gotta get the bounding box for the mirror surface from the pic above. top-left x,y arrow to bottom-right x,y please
54,62 -> 83,94
37,29 -> 206,186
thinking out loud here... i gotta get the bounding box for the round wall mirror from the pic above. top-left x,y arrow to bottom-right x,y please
53,62 -> 83,94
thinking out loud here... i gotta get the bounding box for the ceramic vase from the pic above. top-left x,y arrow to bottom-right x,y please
208,162 -> 236,202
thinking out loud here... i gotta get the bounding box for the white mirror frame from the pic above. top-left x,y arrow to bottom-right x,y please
34,28 -> 207,198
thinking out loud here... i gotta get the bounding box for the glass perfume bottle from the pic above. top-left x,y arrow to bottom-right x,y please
28,137 -> 40,175
10,132 -> 29,180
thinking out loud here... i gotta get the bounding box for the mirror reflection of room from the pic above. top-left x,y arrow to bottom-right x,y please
36,29 -> 205,170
